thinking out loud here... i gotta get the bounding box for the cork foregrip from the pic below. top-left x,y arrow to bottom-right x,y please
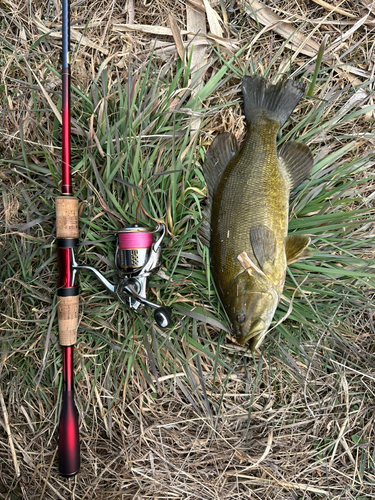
57,295 -> 79,346
56,196 -> 79,239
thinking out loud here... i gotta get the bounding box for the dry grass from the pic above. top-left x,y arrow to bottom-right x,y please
1,0 -> 375,499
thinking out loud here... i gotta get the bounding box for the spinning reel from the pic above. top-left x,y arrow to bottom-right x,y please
71,223 -> 172,328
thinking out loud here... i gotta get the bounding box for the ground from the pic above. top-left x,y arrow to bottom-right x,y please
1,1 -> 375,499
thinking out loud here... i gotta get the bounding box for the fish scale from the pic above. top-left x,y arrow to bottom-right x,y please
202,76 -> 314,350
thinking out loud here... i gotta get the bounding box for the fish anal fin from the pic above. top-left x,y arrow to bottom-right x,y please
279,141 -> 313,190
250,225 -> 277,270
285,234 -> 311,265
203,133 -> 239,199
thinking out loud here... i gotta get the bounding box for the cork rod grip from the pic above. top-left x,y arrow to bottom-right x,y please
58,294 -> 79,346
56,196 -> 79,239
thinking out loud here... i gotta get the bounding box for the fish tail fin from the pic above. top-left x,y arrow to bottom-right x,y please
242,76 -> 305,127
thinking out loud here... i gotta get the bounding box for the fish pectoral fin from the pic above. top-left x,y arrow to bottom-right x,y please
250,225 -> 277,270
203,133 -> 239,199
285,234 -> 312,265
278,141 -> 313,190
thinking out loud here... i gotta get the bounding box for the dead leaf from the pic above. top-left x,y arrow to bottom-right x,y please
240,0 -> 320,57
311,0 -> 357,19
168,13 -> 185,61
187,0 -> 208,134
203,0 -> 223,37
186,0 -> 206,12
239,0 -> 366,85
35,19 -> 109,55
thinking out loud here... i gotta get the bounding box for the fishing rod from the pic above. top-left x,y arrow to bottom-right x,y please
55,0 -> 171,476
56,0 -> 80,476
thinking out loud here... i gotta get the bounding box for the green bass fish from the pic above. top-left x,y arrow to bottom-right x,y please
201,76 -> 313,350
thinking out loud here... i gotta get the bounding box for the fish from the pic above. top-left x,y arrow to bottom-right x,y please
201,76 -> 314,350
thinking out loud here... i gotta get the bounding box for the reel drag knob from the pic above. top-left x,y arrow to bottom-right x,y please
154,306 -> 172,328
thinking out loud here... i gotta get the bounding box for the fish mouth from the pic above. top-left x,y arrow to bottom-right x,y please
248,333 -> 267,351
236,319 -> 267,346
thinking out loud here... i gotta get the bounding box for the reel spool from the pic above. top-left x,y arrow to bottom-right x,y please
71,223 -> 172,328
117,226 -> 154,272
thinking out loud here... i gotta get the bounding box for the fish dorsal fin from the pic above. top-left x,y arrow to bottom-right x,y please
250,225 -> 277,271
285,234 -> 312,265
203,133 -> 239,199
199,208 -> 211,247
278,141 -> 313,190
199,133 -> 239,247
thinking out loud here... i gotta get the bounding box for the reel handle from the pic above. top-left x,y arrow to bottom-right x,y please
154,306 -> 172,328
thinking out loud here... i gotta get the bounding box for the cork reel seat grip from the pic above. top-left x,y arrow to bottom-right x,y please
56,196 -> 79,347
56,196 -> 79,240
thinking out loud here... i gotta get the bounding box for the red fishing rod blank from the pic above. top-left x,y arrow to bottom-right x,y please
56,0 -> 80,476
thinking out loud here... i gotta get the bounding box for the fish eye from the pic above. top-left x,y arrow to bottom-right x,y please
236,313 -> 246,324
